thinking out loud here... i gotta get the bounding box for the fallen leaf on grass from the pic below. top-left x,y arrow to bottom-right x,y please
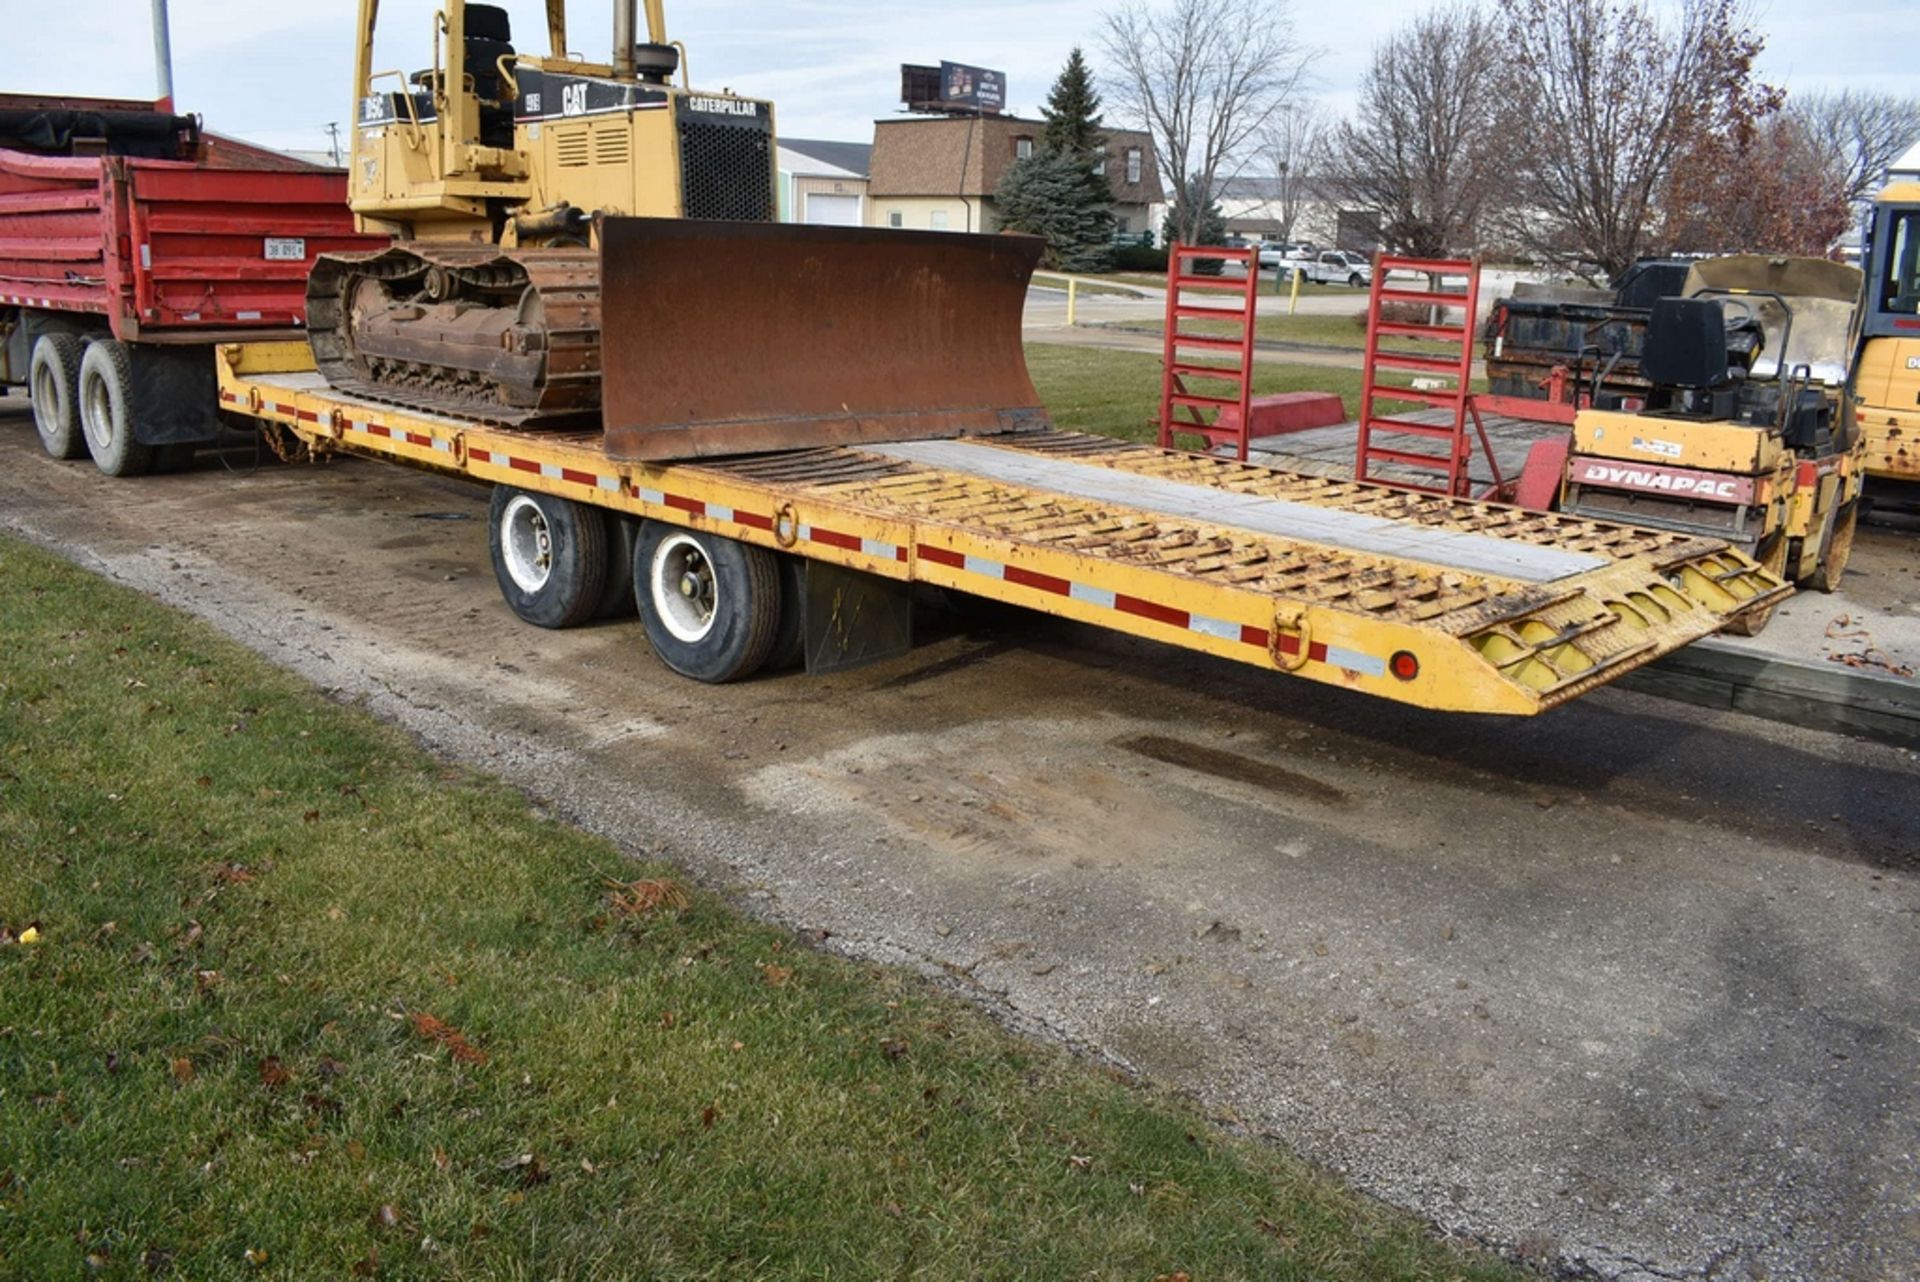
433,1147 -> 450,1172
604,877 -> 690,918
759,964 -> 793,987
700,1106 -> 718,1130
880,1039 -> 910,1063
258,1057 -> 291,1089
170,1057 -> 195,1084
409,1013 -> 488,1066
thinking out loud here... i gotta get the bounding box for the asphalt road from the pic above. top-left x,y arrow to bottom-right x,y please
3,396 -> 1917,1281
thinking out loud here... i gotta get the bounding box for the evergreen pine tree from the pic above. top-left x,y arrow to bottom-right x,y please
995,50 -> 1115,272
1041,48 -> 1105,159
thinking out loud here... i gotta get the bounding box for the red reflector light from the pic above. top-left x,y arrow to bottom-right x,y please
1389,651 -> 1419,681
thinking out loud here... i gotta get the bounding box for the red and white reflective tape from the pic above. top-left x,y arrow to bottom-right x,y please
471,446 -> 613,488
352,419 -> 452,454
1,294 -> 60,309
917,543 -> 1387,678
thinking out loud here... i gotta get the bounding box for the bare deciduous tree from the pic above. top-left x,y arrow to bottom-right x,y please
1254,102 -> 1329,247
1323,5 -> 1503,259
1100,0 -> 1311,246
1791,89 -> 1920,209
1495,0 -> 1768,278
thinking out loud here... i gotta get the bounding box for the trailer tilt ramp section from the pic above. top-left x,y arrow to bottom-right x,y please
216,342 -> 1788,716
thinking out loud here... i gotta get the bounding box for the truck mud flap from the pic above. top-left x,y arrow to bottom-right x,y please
598,218 -> 1051,461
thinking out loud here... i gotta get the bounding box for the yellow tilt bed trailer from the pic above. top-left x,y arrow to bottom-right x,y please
214,335 -> 1785,718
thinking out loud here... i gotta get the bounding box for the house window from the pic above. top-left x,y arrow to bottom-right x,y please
930,209 -> 950,231
1014,136 -> 1033,161
888,211 -> 904,228
1125,148 -> 1142,184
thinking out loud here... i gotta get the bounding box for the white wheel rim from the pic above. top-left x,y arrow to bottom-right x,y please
81,367 -> 113,453
501,495 -> 554,592
650,532 -> 718,644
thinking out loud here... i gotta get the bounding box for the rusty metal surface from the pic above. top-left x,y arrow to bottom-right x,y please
306,244 -> 601,426
598,217 -> 1050,460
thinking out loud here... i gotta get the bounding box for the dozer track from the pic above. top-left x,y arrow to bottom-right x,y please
306,244 -> 601,426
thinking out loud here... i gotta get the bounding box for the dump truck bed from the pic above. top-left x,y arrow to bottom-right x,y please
0,147 -> 378,340
218,341 -> 1787,716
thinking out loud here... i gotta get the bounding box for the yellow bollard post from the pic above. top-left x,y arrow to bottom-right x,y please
1067,277 -> 1078,327
1288,266 -> 1302,316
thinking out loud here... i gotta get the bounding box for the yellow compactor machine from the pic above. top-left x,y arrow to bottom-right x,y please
1559,257 -> 1865,628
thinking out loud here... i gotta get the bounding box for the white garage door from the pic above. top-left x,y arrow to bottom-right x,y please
804,194 -> 862,226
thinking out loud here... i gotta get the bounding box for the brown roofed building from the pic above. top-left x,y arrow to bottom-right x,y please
866,115 -> 1162,236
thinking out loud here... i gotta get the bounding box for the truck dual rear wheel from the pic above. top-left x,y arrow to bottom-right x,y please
487,486 -> 608,629
29,334 -> 87,460
634,523 -> 780,683
78,340 -> 153,478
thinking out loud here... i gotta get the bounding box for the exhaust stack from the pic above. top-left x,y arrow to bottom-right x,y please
613,0 -> 637,79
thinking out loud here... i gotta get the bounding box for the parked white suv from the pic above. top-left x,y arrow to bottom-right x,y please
1278,249 -> 1374,287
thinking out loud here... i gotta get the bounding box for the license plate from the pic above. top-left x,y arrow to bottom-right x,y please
263,237 -> 306,261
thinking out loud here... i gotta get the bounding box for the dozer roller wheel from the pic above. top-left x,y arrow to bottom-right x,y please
29,333 -> 87,460
487,486 -> 608,629
634,523 -> 780,683
1721,531 -> 1789,637
1809,500 -> 1859,594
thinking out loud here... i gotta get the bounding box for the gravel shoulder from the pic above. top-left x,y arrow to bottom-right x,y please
3,399 -> 1917,1280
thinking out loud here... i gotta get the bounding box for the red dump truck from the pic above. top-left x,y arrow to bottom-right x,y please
0,94 -> 380,474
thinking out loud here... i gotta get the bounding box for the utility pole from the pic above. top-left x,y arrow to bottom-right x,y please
151,0 -> 175,112
324,122 -> 343,167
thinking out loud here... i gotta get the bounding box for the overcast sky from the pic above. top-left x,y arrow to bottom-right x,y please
3,0 -> 1904,158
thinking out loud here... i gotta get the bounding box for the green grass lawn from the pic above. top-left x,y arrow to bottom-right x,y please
0,535 -> 1520,1280
1027,343 -> 1365,445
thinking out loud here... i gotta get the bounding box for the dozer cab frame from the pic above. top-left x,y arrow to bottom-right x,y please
1854,182 -> 1920,485
347,0 -> 774,243
1561,256 -> 1866,617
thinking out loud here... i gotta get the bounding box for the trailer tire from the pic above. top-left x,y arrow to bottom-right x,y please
597,514 -> 639,619
766,554 -> 807,670
78,340 -> 152,478
29,334 -> 87,460
487,486 -> 608,629
635,523 -> 780,683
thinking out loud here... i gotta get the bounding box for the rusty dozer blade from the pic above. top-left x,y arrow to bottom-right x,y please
599,217 -> 1052,460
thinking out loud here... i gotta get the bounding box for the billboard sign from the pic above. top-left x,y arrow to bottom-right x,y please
938,61 -> 1006,113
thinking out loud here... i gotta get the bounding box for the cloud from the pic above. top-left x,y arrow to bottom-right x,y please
6,0 -> 1895,154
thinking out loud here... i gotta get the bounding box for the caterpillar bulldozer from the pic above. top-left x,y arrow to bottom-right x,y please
307,1 -> 1045,455
1559,256 -> 1865,629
